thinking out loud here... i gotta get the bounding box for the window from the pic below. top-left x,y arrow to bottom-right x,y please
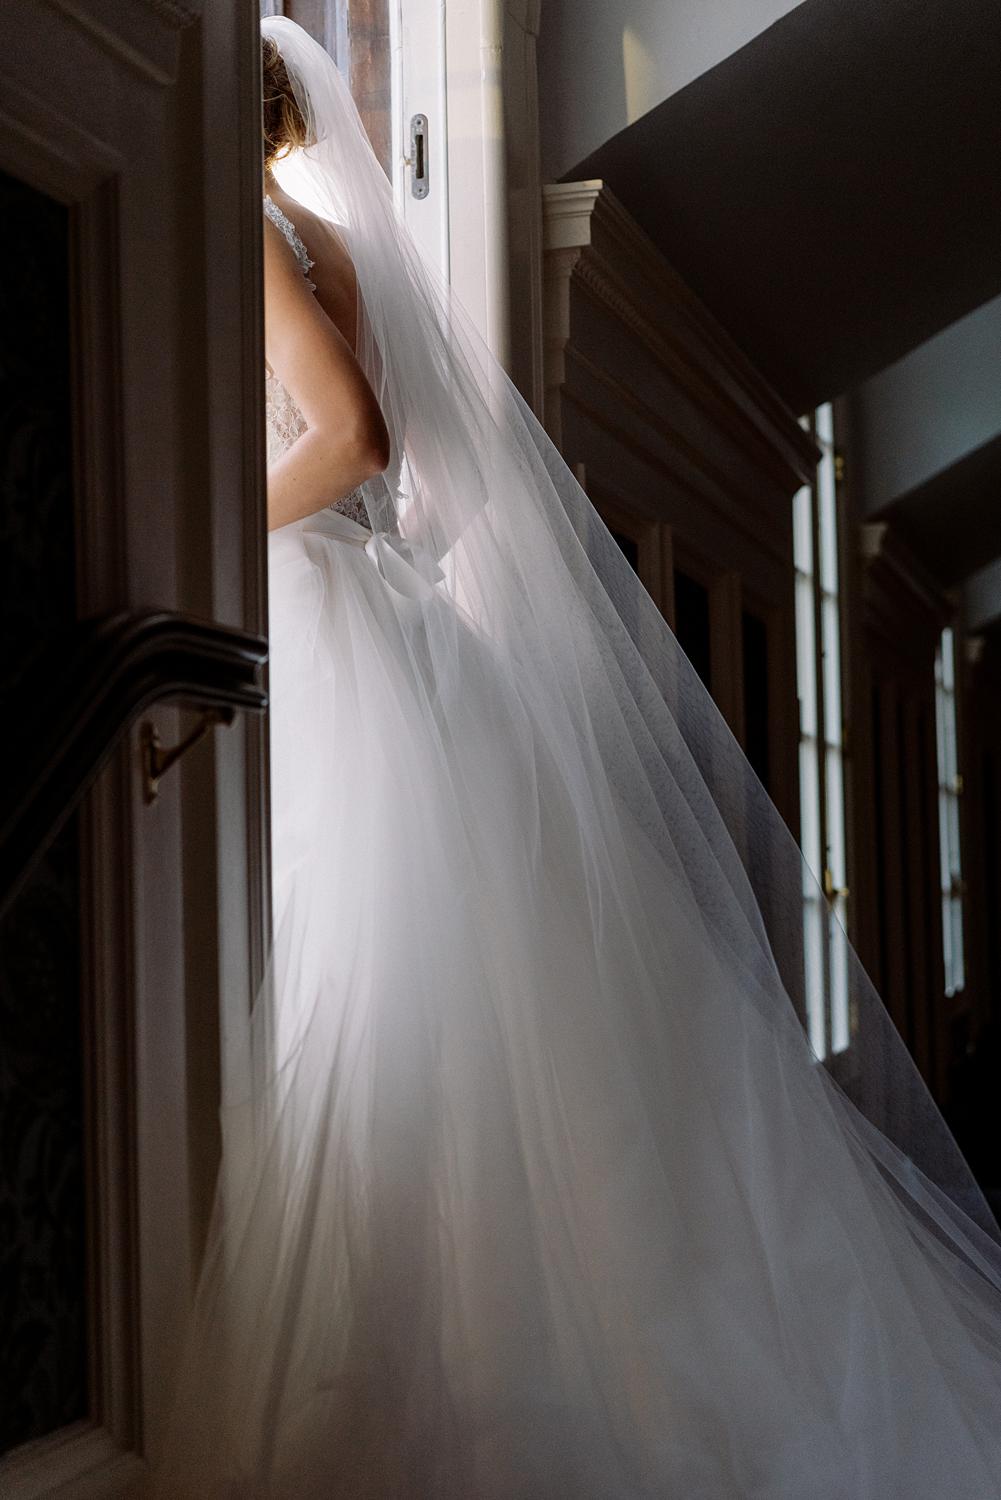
934,626 -> 965,997
793,402 -> 851,1058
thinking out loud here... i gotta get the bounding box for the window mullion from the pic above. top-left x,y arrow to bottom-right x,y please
808,427 -> 834,1056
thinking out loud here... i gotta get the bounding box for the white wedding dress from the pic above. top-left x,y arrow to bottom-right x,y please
158,194 -> 1000,1499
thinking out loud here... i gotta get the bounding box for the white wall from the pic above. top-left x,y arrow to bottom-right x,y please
538,0 -> 807,181
965,557 -> 1001,632
851,293 -> 1001,515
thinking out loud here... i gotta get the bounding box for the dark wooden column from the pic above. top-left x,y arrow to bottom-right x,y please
962,635 -> 1001,1046
852,523 -> 952,1101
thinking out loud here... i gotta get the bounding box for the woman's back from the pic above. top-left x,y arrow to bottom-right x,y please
265,183 -> 359,352
263,182 -> 385,527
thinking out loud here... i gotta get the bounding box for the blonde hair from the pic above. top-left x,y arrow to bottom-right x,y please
262,36 -> 310,170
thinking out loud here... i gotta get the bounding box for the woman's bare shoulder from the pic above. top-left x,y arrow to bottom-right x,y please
268,192 -> 350,271
266,189 -> 358,345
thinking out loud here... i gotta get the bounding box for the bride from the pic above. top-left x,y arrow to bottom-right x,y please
145,17 -> 1001,1497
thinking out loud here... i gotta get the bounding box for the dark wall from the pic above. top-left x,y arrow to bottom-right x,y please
0,168 -> 87,1455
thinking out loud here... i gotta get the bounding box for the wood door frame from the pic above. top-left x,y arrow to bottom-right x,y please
0,3 -> 269,1492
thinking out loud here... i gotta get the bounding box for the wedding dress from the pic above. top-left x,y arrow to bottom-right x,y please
144,18 -> 1001,1497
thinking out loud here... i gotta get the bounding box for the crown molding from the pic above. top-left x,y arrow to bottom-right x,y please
54,0 -> 201,86
860,521 -> 953,622
561,344 -> 797,568
542,179 -> 817,490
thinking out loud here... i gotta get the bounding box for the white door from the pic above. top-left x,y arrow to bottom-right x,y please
392,0 -> 516,369
392,0 -> 451,279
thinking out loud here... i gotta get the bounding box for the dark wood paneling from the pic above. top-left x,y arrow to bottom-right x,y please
854,526 -> 951,1099
0,168 -> 86,1457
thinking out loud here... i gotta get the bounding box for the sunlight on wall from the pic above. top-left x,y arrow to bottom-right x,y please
540,0 -> 808,182
621,25 -> 658,125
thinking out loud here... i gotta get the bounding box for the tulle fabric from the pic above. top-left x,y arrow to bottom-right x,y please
141,16 -> 1001,1496
148,507 -> 1001,1497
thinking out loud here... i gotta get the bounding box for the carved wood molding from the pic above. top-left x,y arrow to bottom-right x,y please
542,180 -> 818,491
860,520 -> 954,630
54,0 -> 202,86
561,345 -> 797,569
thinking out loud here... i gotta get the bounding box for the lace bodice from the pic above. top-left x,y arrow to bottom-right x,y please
264,194 -> 369,529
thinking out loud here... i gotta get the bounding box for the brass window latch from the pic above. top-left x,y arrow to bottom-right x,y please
140,706 -> 235,805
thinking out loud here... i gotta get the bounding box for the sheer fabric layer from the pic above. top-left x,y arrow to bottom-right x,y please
150,509 -> 1001,1498
141,17 -> 1001,1498
263,191 -> 369,527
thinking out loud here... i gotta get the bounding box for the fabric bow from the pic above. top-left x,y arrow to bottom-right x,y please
302,504 -> 445,600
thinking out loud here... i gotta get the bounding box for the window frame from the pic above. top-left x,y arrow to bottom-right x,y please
793,403 -> 853,1059
934,624 -> 966,998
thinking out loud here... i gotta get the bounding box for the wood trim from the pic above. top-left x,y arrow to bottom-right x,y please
876,681 -> 909,1041
71,179 -> 128,613
857,526 -> 953,1096
560,355 -> 796,568
0,3 -> 271,1487
573,246 -> 813,493
903,693 -> 932,1075
81,746 -> 139,1451
543,178 -> 805,925
572,470 -> 799,828
739,576 -> 800,835
591,492 -> 665,610
670,536 -> 741,734
53,0 -> 200,87
543,180 -> 819,490
570,464 -> 669,668
203,0 -> 274,1008
0,81 -> 130,619
0,1422 -> 145,1499
860,521 -> 954,627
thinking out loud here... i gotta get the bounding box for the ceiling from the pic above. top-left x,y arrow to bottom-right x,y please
883,433 -> 1001,588
563,0 -> 1001,622
566,0 -> 1001,416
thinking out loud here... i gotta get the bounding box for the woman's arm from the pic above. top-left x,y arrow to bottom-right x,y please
264,217 -> 390,531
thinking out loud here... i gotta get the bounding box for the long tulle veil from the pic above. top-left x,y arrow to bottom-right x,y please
143,13 -> 1001,1493
259,16 -> 998,1262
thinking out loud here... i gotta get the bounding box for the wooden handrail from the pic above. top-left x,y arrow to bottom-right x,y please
1,609 -> 268,917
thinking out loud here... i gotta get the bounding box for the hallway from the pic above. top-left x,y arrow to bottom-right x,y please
1,1 -> 999,1491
